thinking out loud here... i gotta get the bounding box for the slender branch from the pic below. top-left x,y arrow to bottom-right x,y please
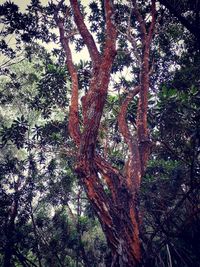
118,86 -> 142,191
69,0 -> 101,65
102,0 -> 117,62
65,202 -> 77,224
55,10 -> 81,145
15,250 -> 38,267
132,0 -> 156,174
0,55 -> 25,69
147,0 -> 156,44
118,86 -> 140,144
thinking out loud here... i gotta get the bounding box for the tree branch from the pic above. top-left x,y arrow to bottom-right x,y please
131,1 -> 156,175
118,86 -> 142,192
102,0 -> 117,62
77,0 -> 117,158
55,12 -> 81,145
118,86 -> 140,144
69,0 -> 101,66
147,0 -> 156,44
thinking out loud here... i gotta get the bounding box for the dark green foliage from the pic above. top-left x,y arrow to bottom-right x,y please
1,115 -> 28,148
89,1 -> 106,48
77,60 -> 91,92
140,45 -> 200,266
30,64 -> 69,118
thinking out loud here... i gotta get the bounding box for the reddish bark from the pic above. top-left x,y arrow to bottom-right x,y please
133,0 -> 156,174
55,0 -> 156,266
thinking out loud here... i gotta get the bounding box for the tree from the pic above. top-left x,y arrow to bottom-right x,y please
53,0 -> 156,266
1,0 -> 199,266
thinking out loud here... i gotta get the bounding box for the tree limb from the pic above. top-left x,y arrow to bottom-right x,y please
69,0 -> 101,66
55,10 -> 81,145
147,0 -> 156,45
118,86 -> 142,192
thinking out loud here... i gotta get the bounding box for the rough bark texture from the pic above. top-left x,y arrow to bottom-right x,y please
55,0 -> 156,266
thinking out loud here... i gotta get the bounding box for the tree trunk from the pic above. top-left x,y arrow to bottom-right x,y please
102,197 -> 141,267
76,157 -> 142,267
4,192 -> 19,267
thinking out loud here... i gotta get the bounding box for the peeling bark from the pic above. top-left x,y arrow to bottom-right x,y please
55,0 -> 156,266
